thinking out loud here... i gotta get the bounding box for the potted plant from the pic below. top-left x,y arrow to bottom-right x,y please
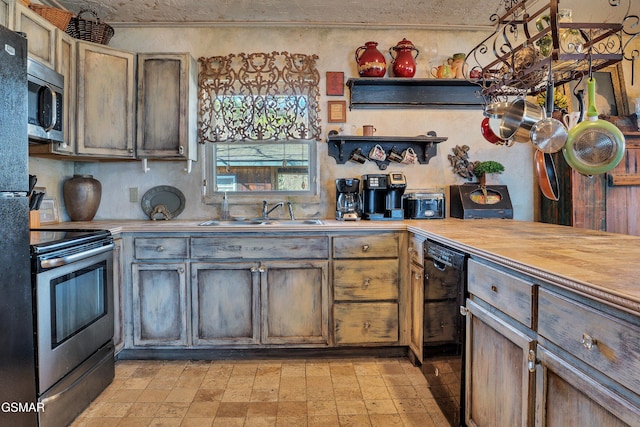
473,160 -> 505,188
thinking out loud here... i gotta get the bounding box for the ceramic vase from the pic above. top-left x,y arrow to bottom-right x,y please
63,174 -> 102,221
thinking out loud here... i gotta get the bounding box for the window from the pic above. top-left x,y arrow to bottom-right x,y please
199,52 -> 321,197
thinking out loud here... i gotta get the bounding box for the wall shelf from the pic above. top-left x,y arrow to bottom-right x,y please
327,132 -> 448,170
346,78 -> 484,109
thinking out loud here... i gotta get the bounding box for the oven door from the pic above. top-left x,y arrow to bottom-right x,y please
35,247 -> 113,394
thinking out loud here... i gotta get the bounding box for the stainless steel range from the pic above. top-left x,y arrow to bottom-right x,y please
30,229 -> 115,427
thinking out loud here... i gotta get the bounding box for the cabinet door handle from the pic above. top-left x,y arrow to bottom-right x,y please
362,244 -> 370,252
177,267 -> 184,274
490,285 -> 498,293
156,245 -> 164,252
363,321 -> 371,329
414,273 -> 423,280
582,333 -> 597,350
362,278 -> 370,289
527,350 -> 536,373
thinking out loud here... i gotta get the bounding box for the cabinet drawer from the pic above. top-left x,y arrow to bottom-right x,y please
408,233 -> 424,265
334,303 -> 398,344
134,237 -> 188,259
539,288 -> 640,394
191,236 -> 328,259
468,258 -> 535,328
333,234 -> 399,259
333,259 -> 398,301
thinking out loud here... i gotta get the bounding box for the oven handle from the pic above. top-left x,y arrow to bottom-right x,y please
40,243 -> 115,269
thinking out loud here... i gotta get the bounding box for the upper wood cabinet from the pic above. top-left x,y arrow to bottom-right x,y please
136,53 -> 198,162
0,0 -> 14,29
14,2 -> 55,68
52,29 -> 75,155
76,41 -> 136,158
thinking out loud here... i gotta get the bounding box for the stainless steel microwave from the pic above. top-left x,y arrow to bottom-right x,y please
27,59 -> 64,144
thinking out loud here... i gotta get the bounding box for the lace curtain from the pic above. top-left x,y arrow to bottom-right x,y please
198,52 -> 321,143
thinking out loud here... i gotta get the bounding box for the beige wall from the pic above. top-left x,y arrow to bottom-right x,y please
33,25 -> 533,222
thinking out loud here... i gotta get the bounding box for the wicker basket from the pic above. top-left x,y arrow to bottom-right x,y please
29,4 -> 74,31
65,9 -> 114,45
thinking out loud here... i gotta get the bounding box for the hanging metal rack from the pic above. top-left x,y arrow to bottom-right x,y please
465,0 -> 639,101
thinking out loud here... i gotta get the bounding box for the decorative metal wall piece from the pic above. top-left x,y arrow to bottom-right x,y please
198,52 -> 321,143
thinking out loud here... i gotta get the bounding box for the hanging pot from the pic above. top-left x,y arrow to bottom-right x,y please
481,117 -> 504,144
530,81 -> 568,153
563,77 -> 625,175
535,150 -> 559,201
500,98 -> 546,143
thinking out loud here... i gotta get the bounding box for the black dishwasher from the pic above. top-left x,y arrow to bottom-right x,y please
422,239 -> 467,427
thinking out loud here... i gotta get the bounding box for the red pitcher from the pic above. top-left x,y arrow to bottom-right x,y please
355,41 -> 387,77
389,38 -> 419,77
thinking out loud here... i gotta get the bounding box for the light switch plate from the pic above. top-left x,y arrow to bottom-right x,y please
129,187 -> 138,203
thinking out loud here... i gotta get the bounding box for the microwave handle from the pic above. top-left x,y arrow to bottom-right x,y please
39,85 -> 57,133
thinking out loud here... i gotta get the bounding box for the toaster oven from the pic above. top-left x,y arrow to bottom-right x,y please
403,192 -> 445,219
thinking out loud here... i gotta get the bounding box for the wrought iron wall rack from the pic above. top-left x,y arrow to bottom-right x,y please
466,0 -> 639,99
327,132 -> 447,170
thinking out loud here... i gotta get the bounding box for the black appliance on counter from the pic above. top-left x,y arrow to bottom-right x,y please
403,191 -> 445,219
0,24 -> 38,427
30,229 -> 115,427
335,178 -> 362,220
449,184 -> 513,219
361,172 -> 407,220
420,240 -> 468,427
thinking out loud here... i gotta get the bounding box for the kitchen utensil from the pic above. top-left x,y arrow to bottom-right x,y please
355,41 -> 386,77
484,101 -> 509,119
481,117 -> 504,144
401,147 -> 417,164
28,174 -> 37,196
389,38 -> 419,78
530,81 -> 568,153
363,125 -> 376,136
563,77 -> 625,175
563,112 -> 581,129
349,148 -> 367,164
368,144 -> 386,161
141,185 -> 186,220
500,97 -> 546,143
535,150 -> 559,201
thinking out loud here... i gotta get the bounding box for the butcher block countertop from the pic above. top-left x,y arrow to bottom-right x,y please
49,218 -> 640,315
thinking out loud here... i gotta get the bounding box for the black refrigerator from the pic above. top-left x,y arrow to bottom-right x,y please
0,24 -> 38,426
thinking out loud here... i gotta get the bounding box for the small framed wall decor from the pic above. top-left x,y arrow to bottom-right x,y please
327,100 -> 347,123
326,71 -> 345,96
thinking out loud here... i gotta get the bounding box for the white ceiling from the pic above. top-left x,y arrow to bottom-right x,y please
45,0 -> 519,28
45,0 -> 637,29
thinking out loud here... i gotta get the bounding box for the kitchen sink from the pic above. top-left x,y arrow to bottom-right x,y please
199,219 -> 323,226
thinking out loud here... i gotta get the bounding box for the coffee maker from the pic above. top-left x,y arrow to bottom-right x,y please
362,172 -> 407,220
335,178 -> 362,220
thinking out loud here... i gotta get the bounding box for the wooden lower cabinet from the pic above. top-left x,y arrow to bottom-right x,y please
408,261 -> 424,359
191,262 -> 259,345
191,260 -> 329,346
465,299 -> 535,427
535,346 -> 639,427
132,262 -> 188,346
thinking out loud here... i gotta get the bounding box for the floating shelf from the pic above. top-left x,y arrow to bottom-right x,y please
346,78 -> 484,109
327,133 -> 448,170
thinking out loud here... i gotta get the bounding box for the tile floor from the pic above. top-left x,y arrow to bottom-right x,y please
71,357 -> 449,426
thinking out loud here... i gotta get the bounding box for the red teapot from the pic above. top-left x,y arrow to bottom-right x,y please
355,41 -> 387,77
389,38 -> 419,77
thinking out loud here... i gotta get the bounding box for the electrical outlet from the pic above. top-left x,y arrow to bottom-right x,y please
129,187 -> 138,203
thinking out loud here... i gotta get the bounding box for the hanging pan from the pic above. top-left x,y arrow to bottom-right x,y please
563,77 -> 625,175
530,80 -> 568,153
535,149 -> 559,201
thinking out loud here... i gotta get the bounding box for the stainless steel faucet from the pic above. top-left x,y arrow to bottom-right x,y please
286,202 -> 295,220
262,201 -> 285,219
